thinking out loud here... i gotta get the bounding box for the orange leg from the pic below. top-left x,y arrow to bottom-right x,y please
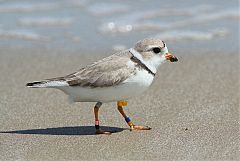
94,102 -> 111,135
117,101 -> 151,131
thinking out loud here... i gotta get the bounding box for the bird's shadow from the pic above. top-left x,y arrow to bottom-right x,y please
1,126 -> 127,136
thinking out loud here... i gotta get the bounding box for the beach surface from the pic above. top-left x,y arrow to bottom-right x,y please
0,48 -> 239,161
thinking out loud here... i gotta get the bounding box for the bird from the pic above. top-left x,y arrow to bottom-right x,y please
26,38 -> 178,135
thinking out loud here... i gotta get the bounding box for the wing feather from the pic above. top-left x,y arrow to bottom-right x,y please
62,50 -> 136,87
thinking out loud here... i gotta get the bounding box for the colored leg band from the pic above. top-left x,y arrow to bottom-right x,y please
125,117 -> 131,123
128,121 -> 134,127
95,120 -> 100,129
95,120 -> 99,125
125,117 -> 133,127
95,125 -> 99,129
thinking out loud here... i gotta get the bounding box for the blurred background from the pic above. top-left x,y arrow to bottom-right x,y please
0,0 -> 239,54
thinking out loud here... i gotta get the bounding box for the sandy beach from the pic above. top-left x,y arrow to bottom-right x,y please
0,47 -> 239,161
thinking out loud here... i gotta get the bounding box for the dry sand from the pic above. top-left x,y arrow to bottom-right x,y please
0,47 -> 239,161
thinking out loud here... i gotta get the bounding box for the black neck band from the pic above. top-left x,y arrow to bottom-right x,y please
129,52 -> 156,77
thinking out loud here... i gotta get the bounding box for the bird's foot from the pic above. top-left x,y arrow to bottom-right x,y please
130,125 -> 151,131
95,129 -> 112,135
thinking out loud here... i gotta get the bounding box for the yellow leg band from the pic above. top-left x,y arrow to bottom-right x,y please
128,121 -> 133,127
117,100 -> 128,107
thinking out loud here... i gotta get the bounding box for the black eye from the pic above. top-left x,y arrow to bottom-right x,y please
152,47 -> 161,54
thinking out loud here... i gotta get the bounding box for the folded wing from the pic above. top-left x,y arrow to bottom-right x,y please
50,51 -> 136,88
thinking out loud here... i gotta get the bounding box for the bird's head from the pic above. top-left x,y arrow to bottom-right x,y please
132,38 -> 178,70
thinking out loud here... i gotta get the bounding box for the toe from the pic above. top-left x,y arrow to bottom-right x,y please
133,125 -> 151,130
96,129 -> 112,135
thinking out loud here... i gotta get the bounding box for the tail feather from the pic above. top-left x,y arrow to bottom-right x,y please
26,81 -> 48,88
26,80 -> 68,88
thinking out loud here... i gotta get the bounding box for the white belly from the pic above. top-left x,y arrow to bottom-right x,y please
57,70 -> 154,102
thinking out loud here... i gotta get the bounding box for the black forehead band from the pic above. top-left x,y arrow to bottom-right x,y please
162,41 -> 166,47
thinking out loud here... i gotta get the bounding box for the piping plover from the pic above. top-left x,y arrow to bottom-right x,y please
26,38 -> 178,135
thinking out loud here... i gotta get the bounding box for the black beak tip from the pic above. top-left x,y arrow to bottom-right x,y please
170,56 -> 178,62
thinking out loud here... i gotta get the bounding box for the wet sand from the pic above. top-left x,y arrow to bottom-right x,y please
0,48 -> 239,161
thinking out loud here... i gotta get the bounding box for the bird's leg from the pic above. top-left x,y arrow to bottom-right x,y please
117,101 -> 151,131
94,102 -> 111,135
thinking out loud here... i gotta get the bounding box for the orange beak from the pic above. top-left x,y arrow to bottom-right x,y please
165,52 -> 178,62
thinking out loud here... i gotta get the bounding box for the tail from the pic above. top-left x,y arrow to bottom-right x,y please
26,81 -> 49,88
26,79 -> 68,88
